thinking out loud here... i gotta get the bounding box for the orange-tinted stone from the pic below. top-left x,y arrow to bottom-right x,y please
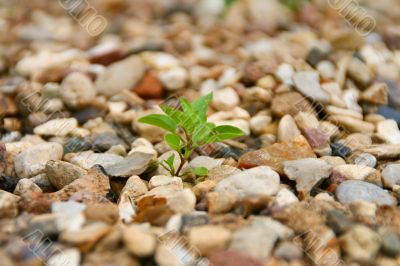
134,71 -> 164,99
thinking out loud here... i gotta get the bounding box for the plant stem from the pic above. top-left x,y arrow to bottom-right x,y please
175,152 -> 186,176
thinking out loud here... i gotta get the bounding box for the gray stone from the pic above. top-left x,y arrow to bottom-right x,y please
60,72 -> 96,108
14,142 -> 63,178
292,71 -> 330,103
336,180 -> 397,206
382,164 -> 400,189
45,160 -> 87,190
215,166 -> 280,200
105,151 -> 155,177
283,158 -> 332,196
33,118 -> 78,137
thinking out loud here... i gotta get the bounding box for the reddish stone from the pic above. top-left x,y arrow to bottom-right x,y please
133,71 -> 164,99
239,135 -> 315,174
89,49 -> 123,66
302,128 -> 330,149
134,195 -> 174,226
209,250 -> 264,266
0,93 -> 18,116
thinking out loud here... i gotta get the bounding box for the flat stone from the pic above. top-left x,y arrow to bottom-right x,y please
340,225 -> 381,262
148,175 -> 183,189
328,115 -> 375,133
271,92 -> 315,118
14,142 -> 63,178
382,164 -> 400,189
361,83 -> 388,105
33,118 -> 78,137
188,225 -> 232,256
189,156 -> 224,171
359,144 -> 400,159
118,175 -> 148,223
277,114 -> 301,142
332,164 -> 377,181
336,180 -> 397,206
283,158 -> 332,196
105,151 -> 155,177
239,136 -> 316,173
0,189 -> 20,218
292,71 -> 330,103
158,66 -> 187,91
123,225 -> 157,257
45,160 -> 87,190
95,55 -> 145,97
215,166 -> 280,200
67,150 -> 124,170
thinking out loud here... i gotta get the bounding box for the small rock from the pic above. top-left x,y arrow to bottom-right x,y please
14,178 -> 42,196
92,132 -> 126,152
67,150 -> 124,170
349,200 -> 377,219
292,71 -> 330,103
189,156 -> 224,171
229,219 -> 278,260
118,176 -> 148,223
277,114 -> 301,142
207,191 -> 236,214
283,158 -> 332,196
60,72 -> 96,108
188,225 -> 232,256
15,142 -> 63,178
330,142 -> 352,158
52,201 -> 86,232
340,225 -> 381,262
249,115 -> 272,135
134,71 -> 164,99
239,136 -> 316,173
0,189 -> 20,218
336,180 -> 397,206
360,144 -> 400,159
96,55 -> 145,97
272,188 -> 299,208
347,57 -> 372,86
123,225 -> 156,257
382,164 -> 400,189
326,209 -> 354,234
149,175 -> 183,189
104,151 -> 155,177
212,87 -> 240,111
328,115 -> 375,133
275,63 -> 294,85
215,166 -> 280,200
208,165 -> 241,182
380,229 -> 400,257
377,119 -> 400,144
33,118 -> 78,137
274,241 -> 303,261
47,248 -> 80,266
271,92 -> 314,118
377,106 -> 400,124
45,160 -> 87,190
84,203 -> 118,224
167,189 -> 196,214
158,67 -> 187,91
60,222 -> 111,252
332,164 -> 377,181
354,153 -> 377,168
361,83 -> 388,105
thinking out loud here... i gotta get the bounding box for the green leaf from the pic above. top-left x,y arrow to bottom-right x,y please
165,154 -> 175,173
211,125 -> 244,142
191,93 -> 212,122
160,105 -> 186,125
194,167 -> 208,177
165,133 -> 182,151
193,122 -> 215,146
138,114 -> 177,133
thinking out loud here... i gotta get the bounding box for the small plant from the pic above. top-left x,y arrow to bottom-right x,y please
138,93 -> 244,177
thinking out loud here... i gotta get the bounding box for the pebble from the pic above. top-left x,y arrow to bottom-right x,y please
67,150 -> 124,170
275,63 -> 294,85
95,55 -> 146,97
340,225 -> 381,261
382,164 -> 400,189
326,209 -> 354,234
328,115 -> 375,133
47,248 -> 80,266
212,87 -> 240,111
272,188 -> 299,208
277,114 -> 301,142
133,71 -> 164,99
380,229 -> 400,257
92,132 -> 126,152
45,160 -> 87,190
354,153 -> 377,168
33,118 -> 78,137
14,142 -> 63,178
215,166 -> 280,200
60,72 -> 96,108
148,175 -> 183,189
14,178 -> 42,196
229,218 -> 278,260
377,106 -> 400,124
336,180 -> 397,206
104,151 -> 155,177
188,225 -> 232,256
167,189 -> 197,214
158,66 -> 187,91
209,250 -> 263,266
292,71 -> 330,103
377,119 -> 400,144
189,156 -> 224,171
239,135 -> 316,173
249,115 -> 272,135
118,175 -> 148,223
0,189 -> 20,218
361,83 -> 388,105
274,241 -> 303,261
347,57 -> 372,86
283,158 -> 332,196
271,92 -> 314,118
123,225 -> 156,257
332,164 -> 377,181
